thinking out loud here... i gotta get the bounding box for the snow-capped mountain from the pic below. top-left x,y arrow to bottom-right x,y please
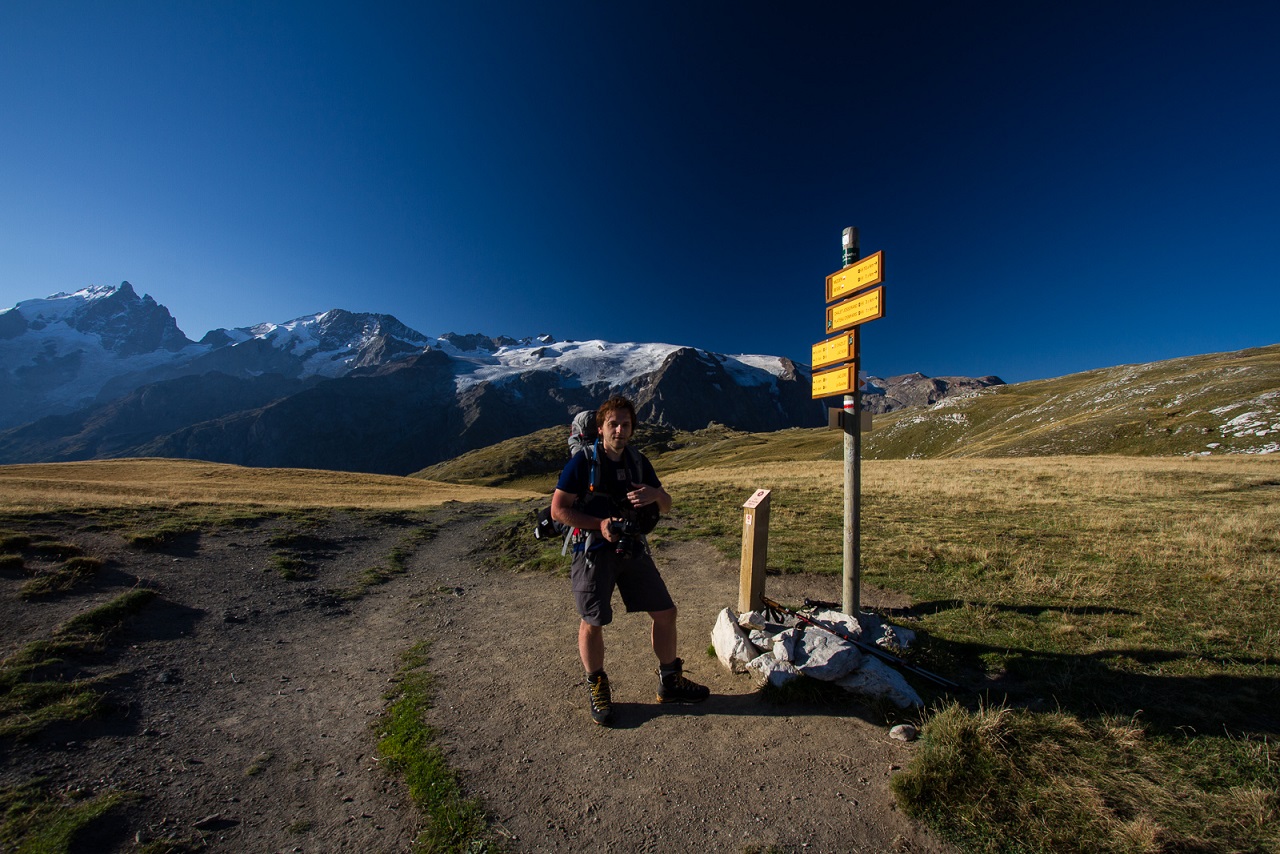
199,308 -> 433,379
0,283 -> 829,472
1,283 -> 811,428
0,283 -> 204,429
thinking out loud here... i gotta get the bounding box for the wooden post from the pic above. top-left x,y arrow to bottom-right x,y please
738,488 -> 771,614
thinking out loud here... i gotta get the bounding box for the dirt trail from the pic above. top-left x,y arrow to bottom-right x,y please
422,507 -> 950,853
0,503 -> 954,853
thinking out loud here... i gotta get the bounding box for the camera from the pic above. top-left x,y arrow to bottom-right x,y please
581,496 -> 659,559
607,517 -> 644,559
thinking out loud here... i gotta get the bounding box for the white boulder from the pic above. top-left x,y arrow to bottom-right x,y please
746,652 -> 803,688
771,628 -> 863,681
811,607 -> 917,652
711,607 -> 761,673
834,656 -> 924,709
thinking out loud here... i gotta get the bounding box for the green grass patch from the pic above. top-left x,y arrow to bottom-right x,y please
375,643 -> 500,853
0,531 -> 33,551
893,702 -> 1279,853
0,680 -> 106,740
337,523 -> 439,600
79,504 -> 268,549
0,553 -> 25,572
19,556 -> 104,598
477,507 -> 572,575
27,541 -> 83,559
121,520 -> 202,550
269,552 -> 312,580
244,752 -> 273,777
59,587 -> 155,639
0,588 -> 156,740
0,780 -> 134,853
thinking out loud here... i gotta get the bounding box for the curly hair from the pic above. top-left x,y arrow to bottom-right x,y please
595,395 -> 637,427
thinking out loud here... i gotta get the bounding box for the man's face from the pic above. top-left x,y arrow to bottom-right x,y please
600,409 -> 633,455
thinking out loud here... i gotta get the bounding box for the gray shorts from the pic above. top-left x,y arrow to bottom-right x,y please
571,546 -> 675,626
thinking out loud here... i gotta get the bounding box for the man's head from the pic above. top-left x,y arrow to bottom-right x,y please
595,396 -> 637,458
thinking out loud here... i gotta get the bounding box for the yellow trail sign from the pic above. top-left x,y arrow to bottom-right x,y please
811,363 -> 858,399
825,286 -> 884,334
825,251 -> 884,303
811,333 -> 855,371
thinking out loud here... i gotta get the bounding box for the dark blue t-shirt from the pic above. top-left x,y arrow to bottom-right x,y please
556,445 -> 660,519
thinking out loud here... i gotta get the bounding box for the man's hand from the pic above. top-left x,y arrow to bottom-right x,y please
626,483 -> 655,507
628,482 -> 671,513
599,516 -> 618,543
552,488 -> 622,541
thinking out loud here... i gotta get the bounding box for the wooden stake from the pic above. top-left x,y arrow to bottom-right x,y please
738,488 -> 771,614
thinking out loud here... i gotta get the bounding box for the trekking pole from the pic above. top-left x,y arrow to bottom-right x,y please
759,595 -> 965,692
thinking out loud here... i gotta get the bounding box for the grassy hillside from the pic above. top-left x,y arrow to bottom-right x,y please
415,344 -> 1279,490
865,343 -> 1280,459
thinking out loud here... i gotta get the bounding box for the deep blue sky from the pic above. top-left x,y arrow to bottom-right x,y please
2,2 -> 1277,383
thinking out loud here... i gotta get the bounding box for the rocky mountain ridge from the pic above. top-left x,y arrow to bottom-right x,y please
0,282 -> 1000,474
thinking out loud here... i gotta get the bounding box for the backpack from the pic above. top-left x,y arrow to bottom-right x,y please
533,410 -> 598,542
568,409 -> 596,457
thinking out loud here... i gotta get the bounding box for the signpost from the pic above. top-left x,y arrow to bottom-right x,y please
811,227 -> 887,616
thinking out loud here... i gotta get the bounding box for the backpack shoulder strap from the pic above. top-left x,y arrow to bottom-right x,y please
623,446 -> 649,485
586,439 -> 602,494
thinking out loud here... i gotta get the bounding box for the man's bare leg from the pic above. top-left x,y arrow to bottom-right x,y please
579,620 -> 605,673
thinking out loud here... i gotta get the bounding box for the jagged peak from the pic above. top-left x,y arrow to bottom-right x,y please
439,332 -> 500,352
11,281 -> 132,321
220,308 -> 430,349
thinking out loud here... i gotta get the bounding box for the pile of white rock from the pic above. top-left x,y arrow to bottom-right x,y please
711,604 -> 924,709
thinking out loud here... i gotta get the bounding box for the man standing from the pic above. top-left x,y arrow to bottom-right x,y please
550,395 -> 710,725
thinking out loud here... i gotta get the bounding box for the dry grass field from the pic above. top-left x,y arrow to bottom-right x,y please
0,458 -> 542,512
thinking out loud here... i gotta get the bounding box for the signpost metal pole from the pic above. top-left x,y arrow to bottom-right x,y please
813,231 -> 882,614
841,227 -> 862,616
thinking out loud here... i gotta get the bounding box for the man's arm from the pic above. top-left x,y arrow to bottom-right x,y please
551,489 -> 616,541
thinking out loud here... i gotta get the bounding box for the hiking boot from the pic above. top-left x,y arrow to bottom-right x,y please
586,671 -> 613,726
657,658 -> 710,704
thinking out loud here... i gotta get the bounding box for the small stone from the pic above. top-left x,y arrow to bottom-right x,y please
889,724 -> 918,742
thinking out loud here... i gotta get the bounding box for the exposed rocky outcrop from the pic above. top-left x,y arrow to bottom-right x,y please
861,372 -> 1005,414
629,348 -> 821,433
139,351 -> 462,474
73,281 -> 194,356
0,372 -> 312,464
